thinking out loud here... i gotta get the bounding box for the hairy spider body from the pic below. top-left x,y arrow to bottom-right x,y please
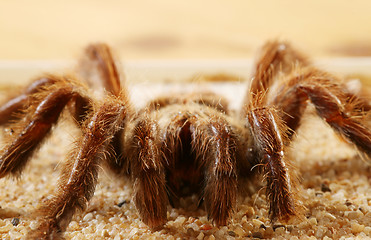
127,99 -> 248,227
0,41 -> 370,239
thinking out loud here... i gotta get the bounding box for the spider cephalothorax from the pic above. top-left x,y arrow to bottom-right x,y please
0,41 -> 370,239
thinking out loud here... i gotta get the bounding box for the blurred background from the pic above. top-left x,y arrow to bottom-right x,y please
1,0 -> 371,60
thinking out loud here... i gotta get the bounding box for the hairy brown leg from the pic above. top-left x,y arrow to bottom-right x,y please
243,40 -> 371,221
270,68 -> 371,156
0,42 -> 123,126
192,116 -> 238,226
0,76 -> 90,178
126,116 -> 167,229
77,43 -> 122,96
245,104 -> 298,220
244,40 -> 309,107
0,77 -> 57,125
77,42 -> 132,174
269,68 -> 319,138
27,94 -> 129,239
300,83 -> 371,156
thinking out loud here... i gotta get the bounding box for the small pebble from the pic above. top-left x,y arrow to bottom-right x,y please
334,204 -> 348,212
11,218 -> 20,226
29,221 -> 38,231
308,217 -> 318,226
228,230 -> 236,237
345,200 -> 353,206
321,183 -> 331,192
207,235 -> 216,240
324,212 -> 337,221
287,225 -> 294,232
345,210 -> 363,219
83,213 -> 93,222
351,222 -> 365,234
68,221 -> 79,231
275,226 -> 286,235
364,226 -> 371,235
252,219 -> 264,227
187,228 -> 196,236
242,221 -> 254,232
315,192 -> 323,197
245,207 -> 255,218
196,232 -> 204,240
251,231 -> 263,239
234,226 -> 245,237
173,216 -> 186,227
315,226 -> 326,238
273,224 -> 286,231
188,222 -> 200,231
200,224 -> 213,231
117,200 -> 128,207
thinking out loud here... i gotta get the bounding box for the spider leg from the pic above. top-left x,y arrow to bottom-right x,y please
242,40 -> 371,222
27,94 -> 129,239
77,43 -> 122,96
244,40 -> 309,107
77,43 -> 132,174
268,68 -> 318,138
191,116 -> 238,226
0,77 -> 57,125
0,43 -> 121,126
301,84 -> 371,155
0,76 -> 91,178
271,68 -> 371,156
245,46 -> 301,219
126,116 -> 168,229
245,103 -> 298,220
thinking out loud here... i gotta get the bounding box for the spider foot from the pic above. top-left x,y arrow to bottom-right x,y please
142,216 -> 166,231
26,218 -> 64,240
268,197 -> 297,222
134,181 -> 168,230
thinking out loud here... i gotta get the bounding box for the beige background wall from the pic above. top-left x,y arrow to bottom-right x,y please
1,0 -> 371,60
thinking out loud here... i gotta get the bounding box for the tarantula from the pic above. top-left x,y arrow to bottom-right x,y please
0,41 -> 370,239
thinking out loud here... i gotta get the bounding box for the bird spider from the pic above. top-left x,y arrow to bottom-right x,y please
0,41 -> 370,239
